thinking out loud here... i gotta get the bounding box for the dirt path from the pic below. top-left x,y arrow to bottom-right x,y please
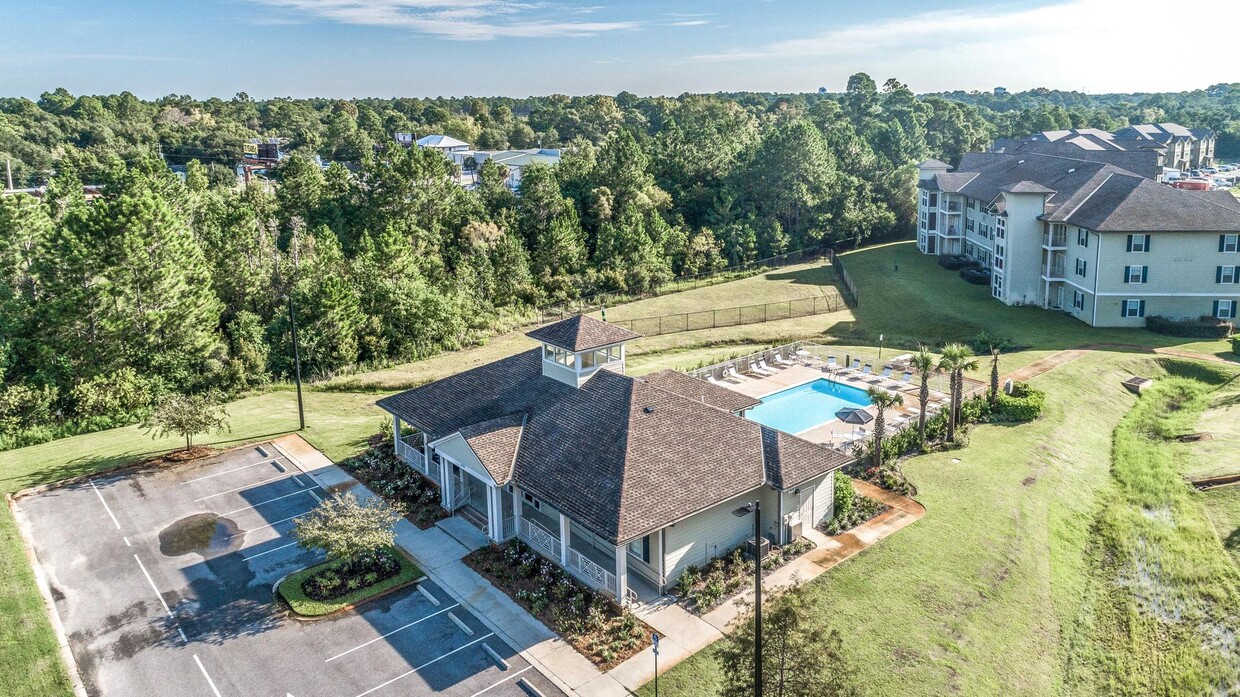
1001,349 -> 1088,384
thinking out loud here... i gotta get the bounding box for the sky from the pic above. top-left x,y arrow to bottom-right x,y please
2,0 -> 1239,99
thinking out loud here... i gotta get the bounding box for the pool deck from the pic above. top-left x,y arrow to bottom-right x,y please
715,361 -> 950,448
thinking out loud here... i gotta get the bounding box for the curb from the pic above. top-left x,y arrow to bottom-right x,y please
273,564 -> 427,622
8,495 -> 90,697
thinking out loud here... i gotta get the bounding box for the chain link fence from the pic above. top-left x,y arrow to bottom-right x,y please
608,292 -> 848,337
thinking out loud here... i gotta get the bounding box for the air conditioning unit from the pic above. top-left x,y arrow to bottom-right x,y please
746,536 -> 772,561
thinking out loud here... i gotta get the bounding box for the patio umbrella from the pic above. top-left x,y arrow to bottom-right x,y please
835,407 -> 874,425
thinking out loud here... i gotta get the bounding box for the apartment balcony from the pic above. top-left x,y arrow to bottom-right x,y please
941,226 -> 963,238
1043,230 -> 1068,250
941,201 -> 961,213
1041,256 -> 1066,280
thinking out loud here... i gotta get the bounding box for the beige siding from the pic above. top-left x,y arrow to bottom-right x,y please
663,487 -> 775,585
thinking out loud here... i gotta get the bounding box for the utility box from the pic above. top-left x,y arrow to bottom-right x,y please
746,536 -> 771,560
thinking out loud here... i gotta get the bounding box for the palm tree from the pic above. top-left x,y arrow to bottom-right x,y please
909,347 -> 936,447
866,386 -> 904,469
938,343 -> 979,442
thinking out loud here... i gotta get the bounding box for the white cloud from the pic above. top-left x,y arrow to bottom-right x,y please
693,0 -> 1240,92
253,0 -> 641,39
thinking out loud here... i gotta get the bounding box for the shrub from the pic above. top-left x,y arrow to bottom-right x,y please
1232,336 -> 1239,357
832,471 -> 855,520
1145,315 -> 1234,339
0,382 -> 58,436
994,382 -> 1046,422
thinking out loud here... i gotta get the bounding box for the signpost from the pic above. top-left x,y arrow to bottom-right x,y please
651,633 -> 660,697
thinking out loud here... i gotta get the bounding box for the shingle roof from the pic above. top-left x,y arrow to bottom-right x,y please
917,158 -> 950,169
376,348 -> 852,544
457,413 -> 525,484
761,427 -> 852,489
525,315 -> 641,352
1002,180 -> 1056,194
417,134 -> 469,148
636,369 -> 762,413
1044,170 -> 1240,232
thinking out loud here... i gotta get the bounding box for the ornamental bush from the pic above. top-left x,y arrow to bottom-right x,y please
1145,315 -> 1234,339
1232,336 -> 1240,357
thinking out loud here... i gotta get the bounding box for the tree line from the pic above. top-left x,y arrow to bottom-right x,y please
0,75 -> 1235,449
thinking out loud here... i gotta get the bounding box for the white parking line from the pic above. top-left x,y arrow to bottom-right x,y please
123,537 -> 131,547
218,489 -> 317,516
228,511 -> 306,538
193,654 -> 223,697
242,540 -> 301,561
133,554 -> 174,618
470,666 -> 532,697
353,633 -> 495,697
324,604 -> 459,662
177,627 -> 188,642
89,480 -> 121,530
193,474 -> 291,502
179,459 -> 276,485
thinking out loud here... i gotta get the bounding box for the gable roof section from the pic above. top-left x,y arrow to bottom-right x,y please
377,348 -> 853,544
417,134 -> 469,148
637,369 -> 762,413
525,315 -> 641,352
1044,171 -> 1240,232
761,427 -> 852,490
457,413 -> 525,484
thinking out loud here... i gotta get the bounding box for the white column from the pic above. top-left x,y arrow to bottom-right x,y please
658,529 -> 667,594
559,513 -> 570,567
439,454 -> 452,508
421,433 -> 429,474
615,545 -> 628,603
487,485 -> 502,542
513,487 -> 523,525
392,416 -> 401,452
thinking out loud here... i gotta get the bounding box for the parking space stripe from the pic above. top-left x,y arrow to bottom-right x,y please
179,459 -> 276,485
242,540 -> 301,561
89,480 -> 121,530
324,604 -> 459,663
469,666 -> 532,697
193,473 -> 290,502
218,489 -> 317,516
193,655 -> 223,697
352,633 -> 494,697
133,554 -> 174,618
228,511 -> 306,538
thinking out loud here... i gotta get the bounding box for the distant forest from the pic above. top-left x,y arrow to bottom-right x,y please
1,77 -> 1237,448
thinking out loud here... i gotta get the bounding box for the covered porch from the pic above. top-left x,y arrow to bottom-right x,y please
391,416 -> 440,485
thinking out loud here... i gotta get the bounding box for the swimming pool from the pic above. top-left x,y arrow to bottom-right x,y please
745,378 -> 872,434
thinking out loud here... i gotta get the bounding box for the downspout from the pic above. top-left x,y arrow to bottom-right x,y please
1091,230 -> 1101,325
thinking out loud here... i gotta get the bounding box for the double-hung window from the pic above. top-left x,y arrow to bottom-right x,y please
1075,258 -> 1088,277
627,535 -> 651,563
1121,299 -> 1145,318
1077,228 -> 1089,247
1126,234 -> 1151,253
1218,265 -> 1239,284
1124,265 -> 1148,284
1072,291 -> 1085,311
1213,300 -> 1237,319
1221,234 -> 1239,253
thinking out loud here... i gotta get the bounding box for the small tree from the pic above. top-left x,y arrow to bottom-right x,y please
989,346 -> 1002,407
909,346 -> 936,448
866,386 -> 904,469
293,493 -> 399,565
141,392 -> 229,452
937,343 -> 978,442
717,582 -> 861,697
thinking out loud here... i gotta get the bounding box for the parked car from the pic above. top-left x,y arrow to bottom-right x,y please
1202,167 -> 1218,175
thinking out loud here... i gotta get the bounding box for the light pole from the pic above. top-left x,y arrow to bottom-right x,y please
652,632 -> 660,697
287,295 -> 305,431
732,500 -> 762,696
878,333 -> 885,360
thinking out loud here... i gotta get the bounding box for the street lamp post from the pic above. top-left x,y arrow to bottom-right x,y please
732,500 -> 762,696
287,295 -> 305,431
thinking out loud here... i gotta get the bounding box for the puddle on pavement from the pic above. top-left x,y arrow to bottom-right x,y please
158,513 -> 243,558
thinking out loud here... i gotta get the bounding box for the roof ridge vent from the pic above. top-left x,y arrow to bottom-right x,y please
643,406 -> 656,414
1068,168 -> 1076,173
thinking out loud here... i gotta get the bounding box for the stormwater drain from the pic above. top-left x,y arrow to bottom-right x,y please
158,513 -> 244,558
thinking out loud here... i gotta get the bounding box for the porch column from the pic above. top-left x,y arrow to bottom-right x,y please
487,485 -> 502,543
513,487 -> 523,525
615,545 -> 628,603
392,416 -> 401,452
559,513 -> 570,567
658,529 -> 667,594
421,433 -> 429,474
439,454 -> 452,508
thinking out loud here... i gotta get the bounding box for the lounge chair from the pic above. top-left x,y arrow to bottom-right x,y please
851,359 -> 862,370
826,355 -> 838,370
707,367 -> 725,384
723,364 -> 741,381
778,347 -> 798,366
753,357 -> 778,375
769,350 -> 791,368
880,366 -> 893,380
899,372 -> 913,388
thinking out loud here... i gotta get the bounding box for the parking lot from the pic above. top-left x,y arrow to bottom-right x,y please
16,442 -> 563,697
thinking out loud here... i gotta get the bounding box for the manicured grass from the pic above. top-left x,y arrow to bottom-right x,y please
1201,486 -> 1240,568
1182,376 -> 1240,479
0,505 -> 74,696
277,548 -> 423,617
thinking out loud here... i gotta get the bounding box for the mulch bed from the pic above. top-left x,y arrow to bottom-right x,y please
336,436 -> 447,529
673,538 -> 816,614
820,496 -> 889,536
464,540 -> 654,670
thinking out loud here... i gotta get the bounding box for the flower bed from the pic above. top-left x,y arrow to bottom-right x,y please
337,438 -> 447,529
463,539 -> 654,670
277,547 -> 423,617
820,496 -> 888,535
674,538 -> 815,614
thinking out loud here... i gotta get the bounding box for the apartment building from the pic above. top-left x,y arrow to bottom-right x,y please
993,123 -> 1216,173
916,153 -> 1240,328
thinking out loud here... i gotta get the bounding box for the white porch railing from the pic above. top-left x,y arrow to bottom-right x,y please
501,516 -> 516,540
518,517 -> 560,558
567,547 -> 617,596
450,479 -> 471,510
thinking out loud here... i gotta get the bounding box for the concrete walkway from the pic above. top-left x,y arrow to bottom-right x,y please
273,434 -> 924,696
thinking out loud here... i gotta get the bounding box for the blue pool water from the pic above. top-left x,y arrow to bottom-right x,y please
745,378 -> 872,434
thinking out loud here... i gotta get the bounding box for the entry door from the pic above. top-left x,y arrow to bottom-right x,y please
1055,286 -> 1064,309
927,234 -> 937,255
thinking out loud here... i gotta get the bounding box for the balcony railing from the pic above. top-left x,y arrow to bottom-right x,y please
501,516 -> 516,540
567,547 -> 617,596
518,517 -> 560,558
1044,231 -> 1067,249
943,201 -> 961,213
1044,261 -> 1065,278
